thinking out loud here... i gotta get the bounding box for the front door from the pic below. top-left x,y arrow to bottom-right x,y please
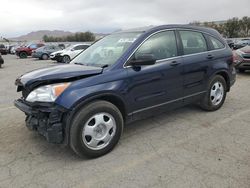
126,30 -> 183,117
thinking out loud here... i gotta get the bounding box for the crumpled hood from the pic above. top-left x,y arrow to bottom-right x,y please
15,64 -> 103,90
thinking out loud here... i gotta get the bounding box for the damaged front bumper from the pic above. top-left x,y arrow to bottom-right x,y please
14,99 -> 68,144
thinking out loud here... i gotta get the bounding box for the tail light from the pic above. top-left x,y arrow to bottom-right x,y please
232,51 -> 242,65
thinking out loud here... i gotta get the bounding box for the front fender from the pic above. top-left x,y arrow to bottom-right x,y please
55,79 -> 128,110
57,80 -> 129,146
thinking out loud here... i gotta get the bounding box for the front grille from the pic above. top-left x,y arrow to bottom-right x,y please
243,55 -> 250,59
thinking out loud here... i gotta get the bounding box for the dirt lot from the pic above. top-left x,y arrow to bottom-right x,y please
0,55 -> 250,188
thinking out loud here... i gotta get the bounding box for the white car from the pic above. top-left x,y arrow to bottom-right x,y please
49,49 -> 65,61
54,44 -> 90,63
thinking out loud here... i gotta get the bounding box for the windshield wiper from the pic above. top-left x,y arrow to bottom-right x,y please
101,64 -> 109,68
74,62 -> 84,65
74,62 -> 109,68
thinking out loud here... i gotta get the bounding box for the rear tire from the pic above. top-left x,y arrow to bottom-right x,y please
70,100 -> 123,158
19,52 -> 27,58
41,54 -> 49,60
200,75 -> 227,111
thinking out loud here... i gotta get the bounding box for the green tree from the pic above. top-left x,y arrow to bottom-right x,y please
43,35 -> 49,42
43,32 -> 96,42
239,16 -> 250,37
223,17 -> 241,38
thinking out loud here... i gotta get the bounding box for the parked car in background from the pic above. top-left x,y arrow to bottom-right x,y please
58,44 -> 66,49
8,45 -> 16,54
0,54 -> 4,68
0,44 -> 8,55
50,49 -> 65,62
233,39 -> 250,49
225,39 -> 234,48
57,44 -> 90,63
9,45 -> 19,54
233,45 -> 250,72
16,43 -> 45,58
32,45 -> 62,60
15,25 -> 236,158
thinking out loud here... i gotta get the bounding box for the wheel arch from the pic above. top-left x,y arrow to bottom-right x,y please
39,53 -> 48,59
63,93 -> 127,145
19,51 -> 28,56
215,71 -> 230,92
208,70 -> 230,92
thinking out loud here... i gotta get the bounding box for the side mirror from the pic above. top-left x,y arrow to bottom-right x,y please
71,48 -> 75,51
130,54 -> 156,66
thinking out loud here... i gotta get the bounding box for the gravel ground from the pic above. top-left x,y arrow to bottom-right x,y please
0,55 -> 250,188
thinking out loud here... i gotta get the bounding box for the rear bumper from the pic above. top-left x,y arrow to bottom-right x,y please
15,51 -> 20,56
230,67 -> 236,86
14,99 -> 68,144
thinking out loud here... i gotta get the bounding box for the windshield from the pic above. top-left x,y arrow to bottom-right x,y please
71,32 -> 142,67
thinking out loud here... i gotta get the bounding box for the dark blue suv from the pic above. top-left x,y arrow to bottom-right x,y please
14,25 -> 236,158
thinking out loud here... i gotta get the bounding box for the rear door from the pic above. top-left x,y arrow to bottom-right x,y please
126,30 -> 184,117
177,30 -> 211,101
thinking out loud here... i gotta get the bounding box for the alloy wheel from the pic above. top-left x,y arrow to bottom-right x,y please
210,81 -> 224,106
82,113 -> 116,150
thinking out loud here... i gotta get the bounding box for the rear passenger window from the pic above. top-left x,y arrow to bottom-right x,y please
179,31 -> 207,55
135,31 -> 177,60
209,36 -> 224,49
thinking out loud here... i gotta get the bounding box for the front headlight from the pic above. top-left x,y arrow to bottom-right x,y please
26,83 -> 70,102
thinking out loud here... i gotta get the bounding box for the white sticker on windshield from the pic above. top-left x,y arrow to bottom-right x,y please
118,38 -> 136,43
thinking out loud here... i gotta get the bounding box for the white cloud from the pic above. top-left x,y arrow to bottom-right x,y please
0,0 -> 249,37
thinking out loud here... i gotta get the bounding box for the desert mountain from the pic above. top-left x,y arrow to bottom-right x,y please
10,30 -> 73,41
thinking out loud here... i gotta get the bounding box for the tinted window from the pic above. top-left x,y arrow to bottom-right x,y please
179,31 -> 207,55
209,36 -> 224,49
135,31 -> 177,60
74,45 -> 89,50
29,44 -> 37,49
49,46 -> 57,50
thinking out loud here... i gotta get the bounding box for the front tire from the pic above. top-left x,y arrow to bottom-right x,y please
62,55 -> 70,63
19,52 -> 27,58
200,75 -> 227,111
70,100 -> 124,158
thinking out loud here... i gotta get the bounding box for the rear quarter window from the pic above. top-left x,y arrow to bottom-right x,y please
209,36 -> 225,50
179,30 -> 208,55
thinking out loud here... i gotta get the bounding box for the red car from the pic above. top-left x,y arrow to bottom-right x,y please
16,43 -> 44,58
233,45 -> 250,72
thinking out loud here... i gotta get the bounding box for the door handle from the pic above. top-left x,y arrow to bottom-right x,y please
170,61 -> 180,66
207,54 -> 214,59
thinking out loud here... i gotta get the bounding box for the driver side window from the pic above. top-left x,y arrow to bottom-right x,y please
135,31 -> 177,60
